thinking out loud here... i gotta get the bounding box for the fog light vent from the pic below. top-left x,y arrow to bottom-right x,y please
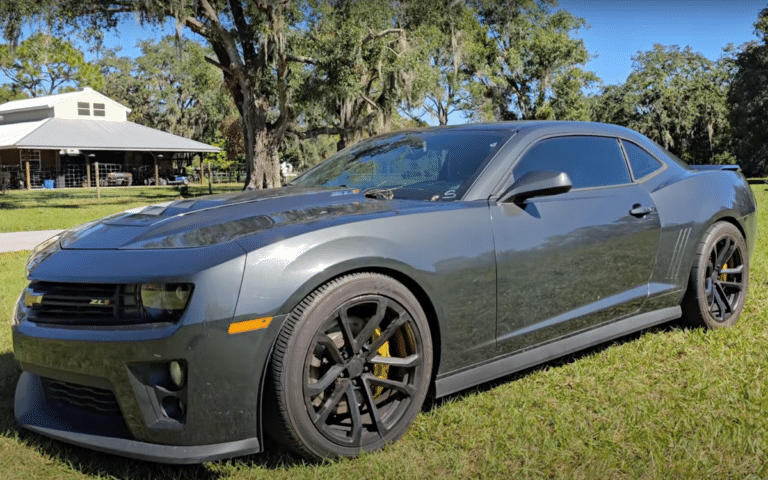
161,396 -> 186,420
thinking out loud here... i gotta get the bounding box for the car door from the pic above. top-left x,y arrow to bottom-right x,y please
490,135 -> 661,354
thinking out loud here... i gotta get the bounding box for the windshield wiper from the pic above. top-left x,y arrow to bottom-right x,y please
363,187 -> 396,200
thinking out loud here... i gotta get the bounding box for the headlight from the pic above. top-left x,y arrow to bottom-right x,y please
25,219 -> 102,277
140,283 -> 194,322
25,232 -> 63,277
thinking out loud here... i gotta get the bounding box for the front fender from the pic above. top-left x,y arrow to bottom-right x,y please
233,203 -> 497,376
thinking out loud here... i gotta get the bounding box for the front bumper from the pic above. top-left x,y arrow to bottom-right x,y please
12,314 -> 287,463
15,372 -> 260,464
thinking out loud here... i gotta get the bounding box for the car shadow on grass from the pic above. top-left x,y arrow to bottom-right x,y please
426,319 -> 691,411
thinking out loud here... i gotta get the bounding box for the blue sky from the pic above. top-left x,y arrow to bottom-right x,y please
557,0 -> 765,85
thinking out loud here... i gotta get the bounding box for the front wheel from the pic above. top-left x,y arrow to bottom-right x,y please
682,222 -> 749,328
270,273 -> 433,460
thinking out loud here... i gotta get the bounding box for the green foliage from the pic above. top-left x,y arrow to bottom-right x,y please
472,0 -> 598,121
0,33 -> 103,97
291,0 -> 409,150
401,0 -> 490,125
98,37 -> 231,143
728,7 -> 768,177
593,45 -> 733,165
281,133 -> 338,172
0,83 -> 25,103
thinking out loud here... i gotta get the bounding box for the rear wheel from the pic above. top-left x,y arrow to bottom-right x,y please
682,222 -> 749,328
270,273 -> 433,460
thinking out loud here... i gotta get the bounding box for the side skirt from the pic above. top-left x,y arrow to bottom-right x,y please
435,306 -> 681,398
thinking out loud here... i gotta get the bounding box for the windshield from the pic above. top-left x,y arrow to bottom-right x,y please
290,129 -> 510,201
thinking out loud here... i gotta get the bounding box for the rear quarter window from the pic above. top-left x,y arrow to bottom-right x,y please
622,140 -> 663,180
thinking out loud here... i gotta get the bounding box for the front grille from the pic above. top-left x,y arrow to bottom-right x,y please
25,281 -> 146,326
41,378 -> 122,416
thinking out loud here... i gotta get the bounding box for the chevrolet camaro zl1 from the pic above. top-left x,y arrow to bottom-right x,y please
13,121 -> 756,463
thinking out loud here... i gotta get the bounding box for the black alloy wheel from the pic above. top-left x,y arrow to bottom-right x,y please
683,222 -> 749,328
270,273 -> 433,460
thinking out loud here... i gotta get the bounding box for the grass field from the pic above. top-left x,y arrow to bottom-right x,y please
0,184 -> 243,233
0,187 -> 766,479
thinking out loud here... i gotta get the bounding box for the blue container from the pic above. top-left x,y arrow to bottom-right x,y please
43,179 -> 54,189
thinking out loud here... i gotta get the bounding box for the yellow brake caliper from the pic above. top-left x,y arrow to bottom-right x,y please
720,262 -> 728,281
371,328 -> 390,398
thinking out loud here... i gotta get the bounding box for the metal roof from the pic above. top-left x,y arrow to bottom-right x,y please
0,118 -> 219,152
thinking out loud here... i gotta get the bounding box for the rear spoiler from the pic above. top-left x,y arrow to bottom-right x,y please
690,164 -> 740,172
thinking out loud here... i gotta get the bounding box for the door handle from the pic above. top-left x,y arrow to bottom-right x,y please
629,204 -> 654,217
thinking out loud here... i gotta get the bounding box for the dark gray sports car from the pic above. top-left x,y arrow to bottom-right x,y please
13,121 -> 756,463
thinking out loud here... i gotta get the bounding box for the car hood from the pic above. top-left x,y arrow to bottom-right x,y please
60,187 -> 408,250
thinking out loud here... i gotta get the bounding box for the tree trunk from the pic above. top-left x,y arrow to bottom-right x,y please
240,92 -> 282,190
248,127 -> 281,188
337,133 -> 348,152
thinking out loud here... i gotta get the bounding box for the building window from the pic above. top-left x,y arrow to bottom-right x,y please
77,102 -> 90,116
93,103 -> 106,117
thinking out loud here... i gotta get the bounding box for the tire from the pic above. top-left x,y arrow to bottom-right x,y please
159,178 -> 168,186
270,273 -> 433,460
682,222 -> 749,328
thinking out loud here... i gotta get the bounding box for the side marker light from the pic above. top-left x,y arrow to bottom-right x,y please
228,317 -> 273,334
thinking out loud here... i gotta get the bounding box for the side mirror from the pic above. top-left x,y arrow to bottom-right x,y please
498,170 -> 573,204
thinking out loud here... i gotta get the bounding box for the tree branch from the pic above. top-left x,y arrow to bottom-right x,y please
287,54 -> 318,65
229,0 -> 257,64
288,112 -> 378,140
362,28 -> 405,44
181,15 -> 208,37
204,55 -> 231,75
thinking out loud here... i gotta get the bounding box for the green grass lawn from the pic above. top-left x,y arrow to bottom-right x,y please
0,187 -> 766,479
0,184 -> 243,233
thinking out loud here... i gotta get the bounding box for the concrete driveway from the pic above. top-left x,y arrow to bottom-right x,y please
0,230 -> 63,253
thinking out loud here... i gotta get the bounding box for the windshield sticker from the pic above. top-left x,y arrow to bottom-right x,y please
331,189 -> 360,197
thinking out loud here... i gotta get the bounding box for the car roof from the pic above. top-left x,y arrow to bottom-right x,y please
388,121 -> 645,144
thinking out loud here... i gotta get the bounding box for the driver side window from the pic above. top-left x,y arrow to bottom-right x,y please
513,136 -> 631,189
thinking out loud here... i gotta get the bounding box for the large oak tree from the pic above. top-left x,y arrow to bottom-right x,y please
728,8 -> 768,176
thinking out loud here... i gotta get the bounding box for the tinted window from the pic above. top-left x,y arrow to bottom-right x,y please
291,130 -> 509,201
513,136 -> 631,189
622,140 -> 663,179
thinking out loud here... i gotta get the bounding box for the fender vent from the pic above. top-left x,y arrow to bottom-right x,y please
666,227 -> 691,280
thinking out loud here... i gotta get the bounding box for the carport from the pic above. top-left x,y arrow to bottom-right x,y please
0,88 -> 219,189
